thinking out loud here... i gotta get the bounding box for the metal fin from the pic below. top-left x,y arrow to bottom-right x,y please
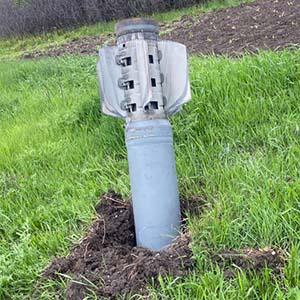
158,41 -> 191,116
97,47 -> 126,118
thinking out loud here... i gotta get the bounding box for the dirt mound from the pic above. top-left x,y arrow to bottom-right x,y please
24,0 -> 300,59
43,192 -> 285,299
43,192 -> 194,299
166,0 -> 300,56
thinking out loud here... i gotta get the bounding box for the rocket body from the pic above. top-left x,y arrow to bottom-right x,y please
126,119 -> 181,250
97,18 -> 191,250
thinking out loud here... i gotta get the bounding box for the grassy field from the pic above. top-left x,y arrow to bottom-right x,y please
0,49 -> 300,299
0,0 -> 300,298
0,0 -> 252,61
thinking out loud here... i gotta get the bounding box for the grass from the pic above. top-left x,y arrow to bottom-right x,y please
0,49 -> 300,299
0,0 -> 252,61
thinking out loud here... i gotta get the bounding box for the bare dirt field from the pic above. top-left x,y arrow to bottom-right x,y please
25,0 -> 300,59
166,0 -> 300,55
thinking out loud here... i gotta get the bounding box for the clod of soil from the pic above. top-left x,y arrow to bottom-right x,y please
43,192 -> 285,299
25,0 -> 300,59
213,248 -> 285,278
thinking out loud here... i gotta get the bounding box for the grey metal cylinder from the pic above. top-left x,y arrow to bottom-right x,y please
116,18 -> 159,37
126,119 -> 181,251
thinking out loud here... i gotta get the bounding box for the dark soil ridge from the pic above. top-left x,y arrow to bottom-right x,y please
43,192 -> 285,299
23,0 -> 300,59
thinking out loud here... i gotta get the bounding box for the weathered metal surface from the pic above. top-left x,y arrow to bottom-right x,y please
126,119 -> 181,250
97,18 -> 191,120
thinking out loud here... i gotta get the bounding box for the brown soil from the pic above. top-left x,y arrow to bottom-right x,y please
24,0 -> 300,59
43,192 -> 285,299
214,248 -> 285,279
165,0 -> 300,56
43,192 -> 195,299
23,35 -> 114,59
